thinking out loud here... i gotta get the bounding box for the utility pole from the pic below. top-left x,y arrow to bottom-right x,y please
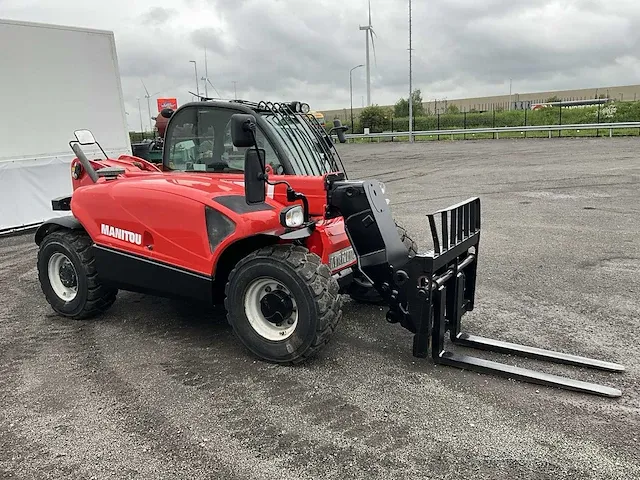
189,60 -> 200,97
408,0 -> 414,143
232,81 -> 237,99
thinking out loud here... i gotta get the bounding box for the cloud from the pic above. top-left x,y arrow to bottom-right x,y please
141,7 -> 177,25
2,0 -> 640,131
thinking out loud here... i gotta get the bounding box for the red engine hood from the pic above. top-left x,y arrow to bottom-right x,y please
72,157 -> 331,216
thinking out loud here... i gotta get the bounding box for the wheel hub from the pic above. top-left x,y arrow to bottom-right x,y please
244,278 -> 299,341
47,252 -> 78,301
59,262 -> 77,287
260,290 -> 294,324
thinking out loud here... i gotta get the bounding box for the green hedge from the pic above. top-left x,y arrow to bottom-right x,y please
328,101 -> 640,134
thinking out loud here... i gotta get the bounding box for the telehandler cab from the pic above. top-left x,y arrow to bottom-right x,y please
34,99 -> 624,397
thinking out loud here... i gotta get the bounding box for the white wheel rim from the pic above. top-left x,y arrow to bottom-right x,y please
48,252 -> 78,301
244,277 -> 298,341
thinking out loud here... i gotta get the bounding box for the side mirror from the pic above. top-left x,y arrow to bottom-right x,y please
230,113 -> 257,148
244,148 -> 266,204
329,119 -> 349,144
74,129 -> 96,145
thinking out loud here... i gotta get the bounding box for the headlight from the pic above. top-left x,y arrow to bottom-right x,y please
300,103 -> 310,114
280,205 -> 305,228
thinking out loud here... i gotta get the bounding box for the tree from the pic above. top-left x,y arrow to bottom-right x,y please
359,105 -> 391,132
394,89 -> 424,117
545,95 -> 561,103
446,104 -> 460,114
394,98 -> 409,117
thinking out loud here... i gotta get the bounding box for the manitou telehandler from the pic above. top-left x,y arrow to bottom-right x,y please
34,99 -> 625,397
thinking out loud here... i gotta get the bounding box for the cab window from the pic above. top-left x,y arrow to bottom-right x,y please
165,106 -> 283,174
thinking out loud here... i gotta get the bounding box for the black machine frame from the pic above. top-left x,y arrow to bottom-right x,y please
327,179 -> 624,398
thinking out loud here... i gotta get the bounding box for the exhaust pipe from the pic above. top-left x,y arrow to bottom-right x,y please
70,142 -> 98,183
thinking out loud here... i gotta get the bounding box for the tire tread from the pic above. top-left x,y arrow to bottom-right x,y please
224,244 -> 341,364
38,230 -> 117,319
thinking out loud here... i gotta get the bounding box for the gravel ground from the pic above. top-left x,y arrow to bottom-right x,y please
1,137 -> 639,479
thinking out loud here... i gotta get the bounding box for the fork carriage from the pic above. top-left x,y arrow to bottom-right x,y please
328,181 -> 625,398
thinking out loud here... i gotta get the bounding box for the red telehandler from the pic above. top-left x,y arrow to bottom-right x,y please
34,99 -> 624,397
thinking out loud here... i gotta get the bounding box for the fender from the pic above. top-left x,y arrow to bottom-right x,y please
34,216 -> 84,246
279,225 -> 313,240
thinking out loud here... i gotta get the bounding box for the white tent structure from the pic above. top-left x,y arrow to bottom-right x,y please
0,19 -> 131,233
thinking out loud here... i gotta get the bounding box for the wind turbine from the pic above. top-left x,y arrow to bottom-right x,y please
141,79 -> 162,132
359,0 -> 377,106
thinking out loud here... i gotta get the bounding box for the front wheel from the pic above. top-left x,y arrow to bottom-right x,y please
224,245 -> 342,364
37,230 -> 117,319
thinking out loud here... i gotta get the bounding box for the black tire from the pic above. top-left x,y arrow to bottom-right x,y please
347,222 -> 418,305
224,244 -> 342,364
37,229 -> 117,319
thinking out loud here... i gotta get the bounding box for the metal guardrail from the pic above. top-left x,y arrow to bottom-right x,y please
333,122 -> 640,142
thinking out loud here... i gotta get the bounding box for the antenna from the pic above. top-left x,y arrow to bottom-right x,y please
206,78 -> 221,98
201,46 -> 209,98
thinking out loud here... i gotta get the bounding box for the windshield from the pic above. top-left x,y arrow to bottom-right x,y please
261,113 -> 338,176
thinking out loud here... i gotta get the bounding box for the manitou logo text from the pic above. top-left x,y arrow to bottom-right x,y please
100,224 -> 142,246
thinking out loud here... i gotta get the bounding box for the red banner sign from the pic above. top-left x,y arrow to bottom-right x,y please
157,97 -> 178,112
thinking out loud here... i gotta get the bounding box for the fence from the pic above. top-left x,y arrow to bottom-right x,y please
344,101 -> 640,138
333,122 -> 640,143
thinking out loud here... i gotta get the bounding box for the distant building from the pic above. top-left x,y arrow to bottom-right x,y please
322,84 -> 640,122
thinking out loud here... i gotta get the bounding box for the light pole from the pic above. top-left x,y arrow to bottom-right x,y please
350,64 -> 364,132
189,60 -> 200,97
233,81 -> 238,99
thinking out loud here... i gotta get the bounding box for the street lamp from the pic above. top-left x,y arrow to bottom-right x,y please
189,60 -> 200,97
350,64 -> 364,132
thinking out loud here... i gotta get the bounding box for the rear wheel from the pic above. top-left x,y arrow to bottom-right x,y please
347,222 -> 418,305
37,230 -> 117,319
224,244 -> 342,364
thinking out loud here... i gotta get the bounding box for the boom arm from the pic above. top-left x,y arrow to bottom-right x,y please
327,179 -> 625,398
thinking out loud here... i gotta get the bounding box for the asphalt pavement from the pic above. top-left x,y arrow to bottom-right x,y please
1,137 -> 639,479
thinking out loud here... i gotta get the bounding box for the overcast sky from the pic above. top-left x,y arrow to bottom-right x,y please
3,0 -> 640,130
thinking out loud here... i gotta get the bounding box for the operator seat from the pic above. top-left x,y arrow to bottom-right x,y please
208,139 -> 230,172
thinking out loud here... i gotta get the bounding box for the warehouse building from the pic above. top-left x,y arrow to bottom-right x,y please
322,84 -> 640,122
